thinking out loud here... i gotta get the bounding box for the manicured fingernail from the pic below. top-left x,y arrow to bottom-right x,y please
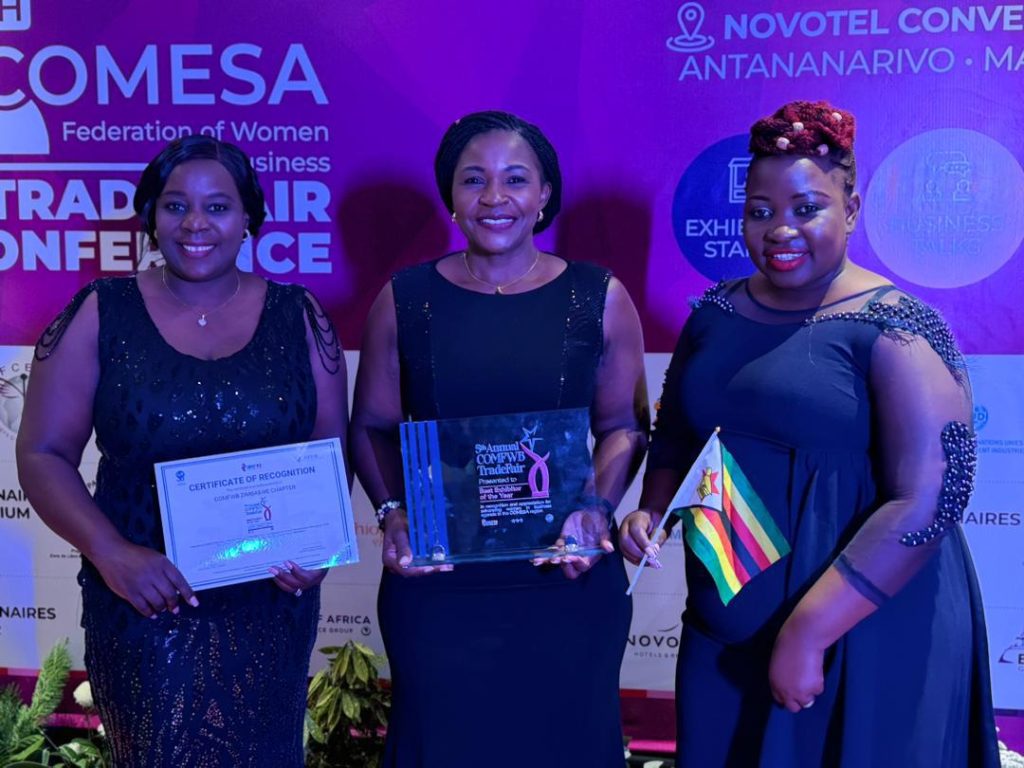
172,606 -> 179,615
188,596 -> 200,608
149,613 -> 158,620
268,567 -> 280,576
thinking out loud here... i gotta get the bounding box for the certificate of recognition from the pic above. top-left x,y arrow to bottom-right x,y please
400,408 -> 600,565
155,438 -> 357,590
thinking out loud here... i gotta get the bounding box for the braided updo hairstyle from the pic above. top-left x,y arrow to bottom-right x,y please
434,110 -> 562,234
749,100 -> 857,196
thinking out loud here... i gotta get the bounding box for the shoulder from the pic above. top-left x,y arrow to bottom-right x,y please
689,278 -> 741,314
566,260 -> 612,285
845,288 -> 967,383
391,259 -> 439,288
34,277 -> 128,361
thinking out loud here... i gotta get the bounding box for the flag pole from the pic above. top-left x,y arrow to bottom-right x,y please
624,513 -> 672,596
623,427 -> 721,597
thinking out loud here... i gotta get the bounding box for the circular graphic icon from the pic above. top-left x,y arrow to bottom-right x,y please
672,134 -> 752,282
973,405 -> 989,431
865,129 -> 1024,289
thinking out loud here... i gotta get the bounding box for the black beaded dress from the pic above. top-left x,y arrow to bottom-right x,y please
38,276 -> 337,768
377,259 -> 632,768
648,279 -> 999,767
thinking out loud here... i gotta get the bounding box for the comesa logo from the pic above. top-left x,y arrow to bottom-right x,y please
667,3 -> 715,53
0,0 -> 46,154
0,15 -> 327,157
672,134 -> 752,281
973,405 -> 989,431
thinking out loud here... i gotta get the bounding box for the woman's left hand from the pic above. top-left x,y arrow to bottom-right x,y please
534,508 -> 614,580
269,560 -> 328,597
768,620 -> 826,713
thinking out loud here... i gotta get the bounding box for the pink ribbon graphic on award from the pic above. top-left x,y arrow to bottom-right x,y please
519,425 -> 551,499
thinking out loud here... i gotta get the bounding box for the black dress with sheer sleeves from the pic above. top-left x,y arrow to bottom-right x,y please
648,279 -> 998,768
37,276 -> 338,768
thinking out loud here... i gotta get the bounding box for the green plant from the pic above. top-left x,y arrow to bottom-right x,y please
0,640 -> 71,765
305,641 -> 391,768
0,641 -> 109,768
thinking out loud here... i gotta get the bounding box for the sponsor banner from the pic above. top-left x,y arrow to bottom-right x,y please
314,581 -> 388,676
0,575 -> 84,669
988,607 -> 1024,710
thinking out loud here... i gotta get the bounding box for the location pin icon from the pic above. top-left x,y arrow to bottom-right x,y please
677,2 -> 704,40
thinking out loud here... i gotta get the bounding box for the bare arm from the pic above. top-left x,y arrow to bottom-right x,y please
349,283 -> 444,576
16,290 -> 197,616
619,314 -> 697,565
589,277 -> 650,508
556,277 -> 649,578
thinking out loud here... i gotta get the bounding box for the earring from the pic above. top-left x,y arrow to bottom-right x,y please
537,210 -> 545,223
451,211 -> 457,223
243,231 -> 249,241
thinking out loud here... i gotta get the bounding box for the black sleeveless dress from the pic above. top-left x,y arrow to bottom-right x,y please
377,260 -> 632,768
39,276 -> 336,768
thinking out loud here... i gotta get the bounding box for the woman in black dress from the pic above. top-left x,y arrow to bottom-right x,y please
17,135 -> 347,767
620,100 -> 998,767
350,111 -> 648,768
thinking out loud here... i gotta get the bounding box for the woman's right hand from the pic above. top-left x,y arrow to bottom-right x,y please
381,508 -> 453,577
618,509 -> 667,567
92,540 -> 198,617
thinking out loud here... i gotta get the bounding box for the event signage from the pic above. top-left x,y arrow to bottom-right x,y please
155,438 -> 357,590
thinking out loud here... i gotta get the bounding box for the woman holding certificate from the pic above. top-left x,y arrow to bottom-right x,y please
16,135 -> 347,767
350,111 -> 648,767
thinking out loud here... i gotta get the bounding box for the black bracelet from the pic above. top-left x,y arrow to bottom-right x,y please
577,494 -> 615,516
375,498 -> 403,530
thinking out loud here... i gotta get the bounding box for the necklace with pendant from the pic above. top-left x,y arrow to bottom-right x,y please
461,251 -> 542,295
161,266 -> 241,327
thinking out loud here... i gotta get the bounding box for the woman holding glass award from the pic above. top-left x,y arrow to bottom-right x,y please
350,110 -> 648,767
16,135 -> 347,767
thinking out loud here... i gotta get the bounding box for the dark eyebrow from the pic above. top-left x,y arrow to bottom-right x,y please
159,189 -> 234,199
459,164 -> 532,173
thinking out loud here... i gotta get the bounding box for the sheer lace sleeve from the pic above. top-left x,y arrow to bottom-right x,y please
301,290 -> 342,375
34,281 -> 101,361
825,294 -> 974,605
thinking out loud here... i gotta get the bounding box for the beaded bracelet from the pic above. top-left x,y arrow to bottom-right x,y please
375,498 -> 403,531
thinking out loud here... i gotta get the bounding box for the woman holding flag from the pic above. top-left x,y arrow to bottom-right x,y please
620,100 -> 998,766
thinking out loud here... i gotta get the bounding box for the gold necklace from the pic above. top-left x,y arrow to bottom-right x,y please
161,266 -> 241,327
461,251 -> 542,295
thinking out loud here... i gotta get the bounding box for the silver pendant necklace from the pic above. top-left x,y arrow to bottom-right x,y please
161,266 -> 241,327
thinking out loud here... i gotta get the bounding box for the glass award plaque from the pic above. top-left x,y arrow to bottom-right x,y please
399,407 -> 603,565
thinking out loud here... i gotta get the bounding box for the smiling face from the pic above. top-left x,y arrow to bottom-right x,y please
451,130 -> 551,259
743,155 -> 860,302
154,159 -> 249,282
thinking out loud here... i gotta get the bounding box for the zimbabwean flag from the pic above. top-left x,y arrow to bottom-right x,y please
669,431 -> 790,605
